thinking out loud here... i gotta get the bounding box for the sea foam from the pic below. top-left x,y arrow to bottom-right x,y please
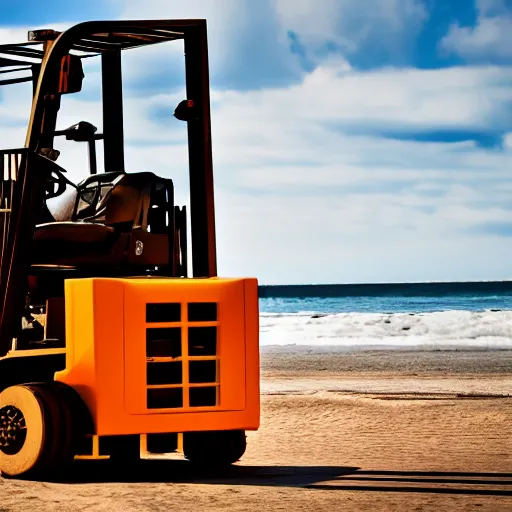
259,309 -> 512,350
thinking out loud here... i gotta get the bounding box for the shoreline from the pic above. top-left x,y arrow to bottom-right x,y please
260,346 -> 512,375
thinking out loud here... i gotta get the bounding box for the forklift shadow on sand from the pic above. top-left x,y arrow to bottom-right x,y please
21,461 -> 512,498
0,20 -> 260,479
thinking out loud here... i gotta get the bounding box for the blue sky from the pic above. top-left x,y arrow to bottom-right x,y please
1,0 -> 512,284
0,0 -> 116,25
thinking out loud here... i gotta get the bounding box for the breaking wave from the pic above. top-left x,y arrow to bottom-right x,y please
259,309 -> 512,350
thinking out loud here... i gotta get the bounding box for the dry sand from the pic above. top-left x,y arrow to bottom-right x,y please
1,348 -> 511,511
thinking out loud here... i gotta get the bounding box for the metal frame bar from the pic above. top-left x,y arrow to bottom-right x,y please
101,49 -> 125,173
0,76 -> 33,86
0,152 -> 53,356
184,25 -> 217,278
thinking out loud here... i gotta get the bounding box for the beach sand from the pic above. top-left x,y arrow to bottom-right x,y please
1,348 -> 511,511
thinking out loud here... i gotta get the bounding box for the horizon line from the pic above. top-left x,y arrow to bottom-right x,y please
258,279 -> 512,287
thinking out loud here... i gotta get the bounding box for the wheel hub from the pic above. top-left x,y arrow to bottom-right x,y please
0,406 -> 27,455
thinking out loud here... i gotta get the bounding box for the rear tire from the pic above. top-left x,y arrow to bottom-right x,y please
183,430 -> 246,468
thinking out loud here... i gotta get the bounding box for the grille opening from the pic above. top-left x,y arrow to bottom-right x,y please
188,326 -> 217,356
147,433 -> 178,453
147,362 -> 182,385
190,386 -> 217,407
147,388 -> 183,409
146,327 -> 181,358
189,360 -> 217,384
188,302 -> 217,322
146,303 -> 181,323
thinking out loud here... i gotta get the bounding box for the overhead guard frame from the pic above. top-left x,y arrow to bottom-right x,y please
0,20 -> 218,358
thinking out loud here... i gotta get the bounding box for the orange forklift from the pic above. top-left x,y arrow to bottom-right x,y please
0,20 -> 260,478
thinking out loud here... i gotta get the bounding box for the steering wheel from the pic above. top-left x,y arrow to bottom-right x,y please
45,168 -> 77,200
36,148 -> 77,200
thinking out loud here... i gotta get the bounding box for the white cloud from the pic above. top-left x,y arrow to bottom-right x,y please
440,0 -> 512,61
0,28 -> 30,45
2,15 -> 512,284
478,0 -> 511,17
115,0 -> 429,87
112,59 -> 512,283
211,64 -> 512,133
213,188 -> 512,284
273,0 -> 428,63
115,0 -> 302,88
0,23 -> 77,45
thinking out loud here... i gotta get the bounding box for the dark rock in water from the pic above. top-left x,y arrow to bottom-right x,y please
311,314 -> 328,319
402,326 -> 411,331
384,319 -> 391,324
490,309 -> 502,312
408,313 -> 415,316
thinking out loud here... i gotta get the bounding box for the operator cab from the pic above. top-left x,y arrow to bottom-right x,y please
32,117 -> 177,270
34,170 -> 175,267
0,23 -> 212,353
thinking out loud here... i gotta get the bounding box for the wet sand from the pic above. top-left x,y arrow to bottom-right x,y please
1,349 -> 511,511
260,346 -> 512,375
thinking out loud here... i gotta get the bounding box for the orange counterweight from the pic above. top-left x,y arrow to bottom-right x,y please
55,277 -> 260,436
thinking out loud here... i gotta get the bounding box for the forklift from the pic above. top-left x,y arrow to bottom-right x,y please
0,20 -> 260,478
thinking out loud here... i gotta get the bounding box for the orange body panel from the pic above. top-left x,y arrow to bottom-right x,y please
54,277 -> 260,436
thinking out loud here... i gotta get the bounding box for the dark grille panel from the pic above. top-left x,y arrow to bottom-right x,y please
146,327 -> 181,358
147,388 -> 183,409
145,301 -> 219,409
188,302 -> 217,321
147,362 -> 182,385
189,360 -> 217,384
188,326 -> 217,356
190,387 -> 217,407
146,303 -> 181,323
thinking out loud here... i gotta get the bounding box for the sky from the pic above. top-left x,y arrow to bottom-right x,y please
1,0 -> 512,285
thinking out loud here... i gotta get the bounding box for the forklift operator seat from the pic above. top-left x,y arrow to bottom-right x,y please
32,171 -> 174,268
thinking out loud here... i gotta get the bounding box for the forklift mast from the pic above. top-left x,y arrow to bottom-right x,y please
0,21 -> 218,358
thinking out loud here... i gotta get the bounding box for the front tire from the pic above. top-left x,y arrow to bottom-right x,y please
0,384 -> 66,478
0,382 -> 84,479
183,430 -> 246,468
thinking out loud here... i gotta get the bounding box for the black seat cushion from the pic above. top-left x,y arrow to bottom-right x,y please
31,172 -> 174,267
34,222 -> 114,244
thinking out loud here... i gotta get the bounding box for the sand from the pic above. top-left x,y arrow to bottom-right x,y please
1,348 -> 511,511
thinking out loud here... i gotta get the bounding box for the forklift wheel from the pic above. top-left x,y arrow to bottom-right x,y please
0,383 -> 73,478
32,382 -> 87,469
183,430 -> 246,467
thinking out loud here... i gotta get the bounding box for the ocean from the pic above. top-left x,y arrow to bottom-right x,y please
258,281 -> 512,351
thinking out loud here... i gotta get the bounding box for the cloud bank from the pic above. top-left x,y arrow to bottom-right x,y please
1,1 -> 512,284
